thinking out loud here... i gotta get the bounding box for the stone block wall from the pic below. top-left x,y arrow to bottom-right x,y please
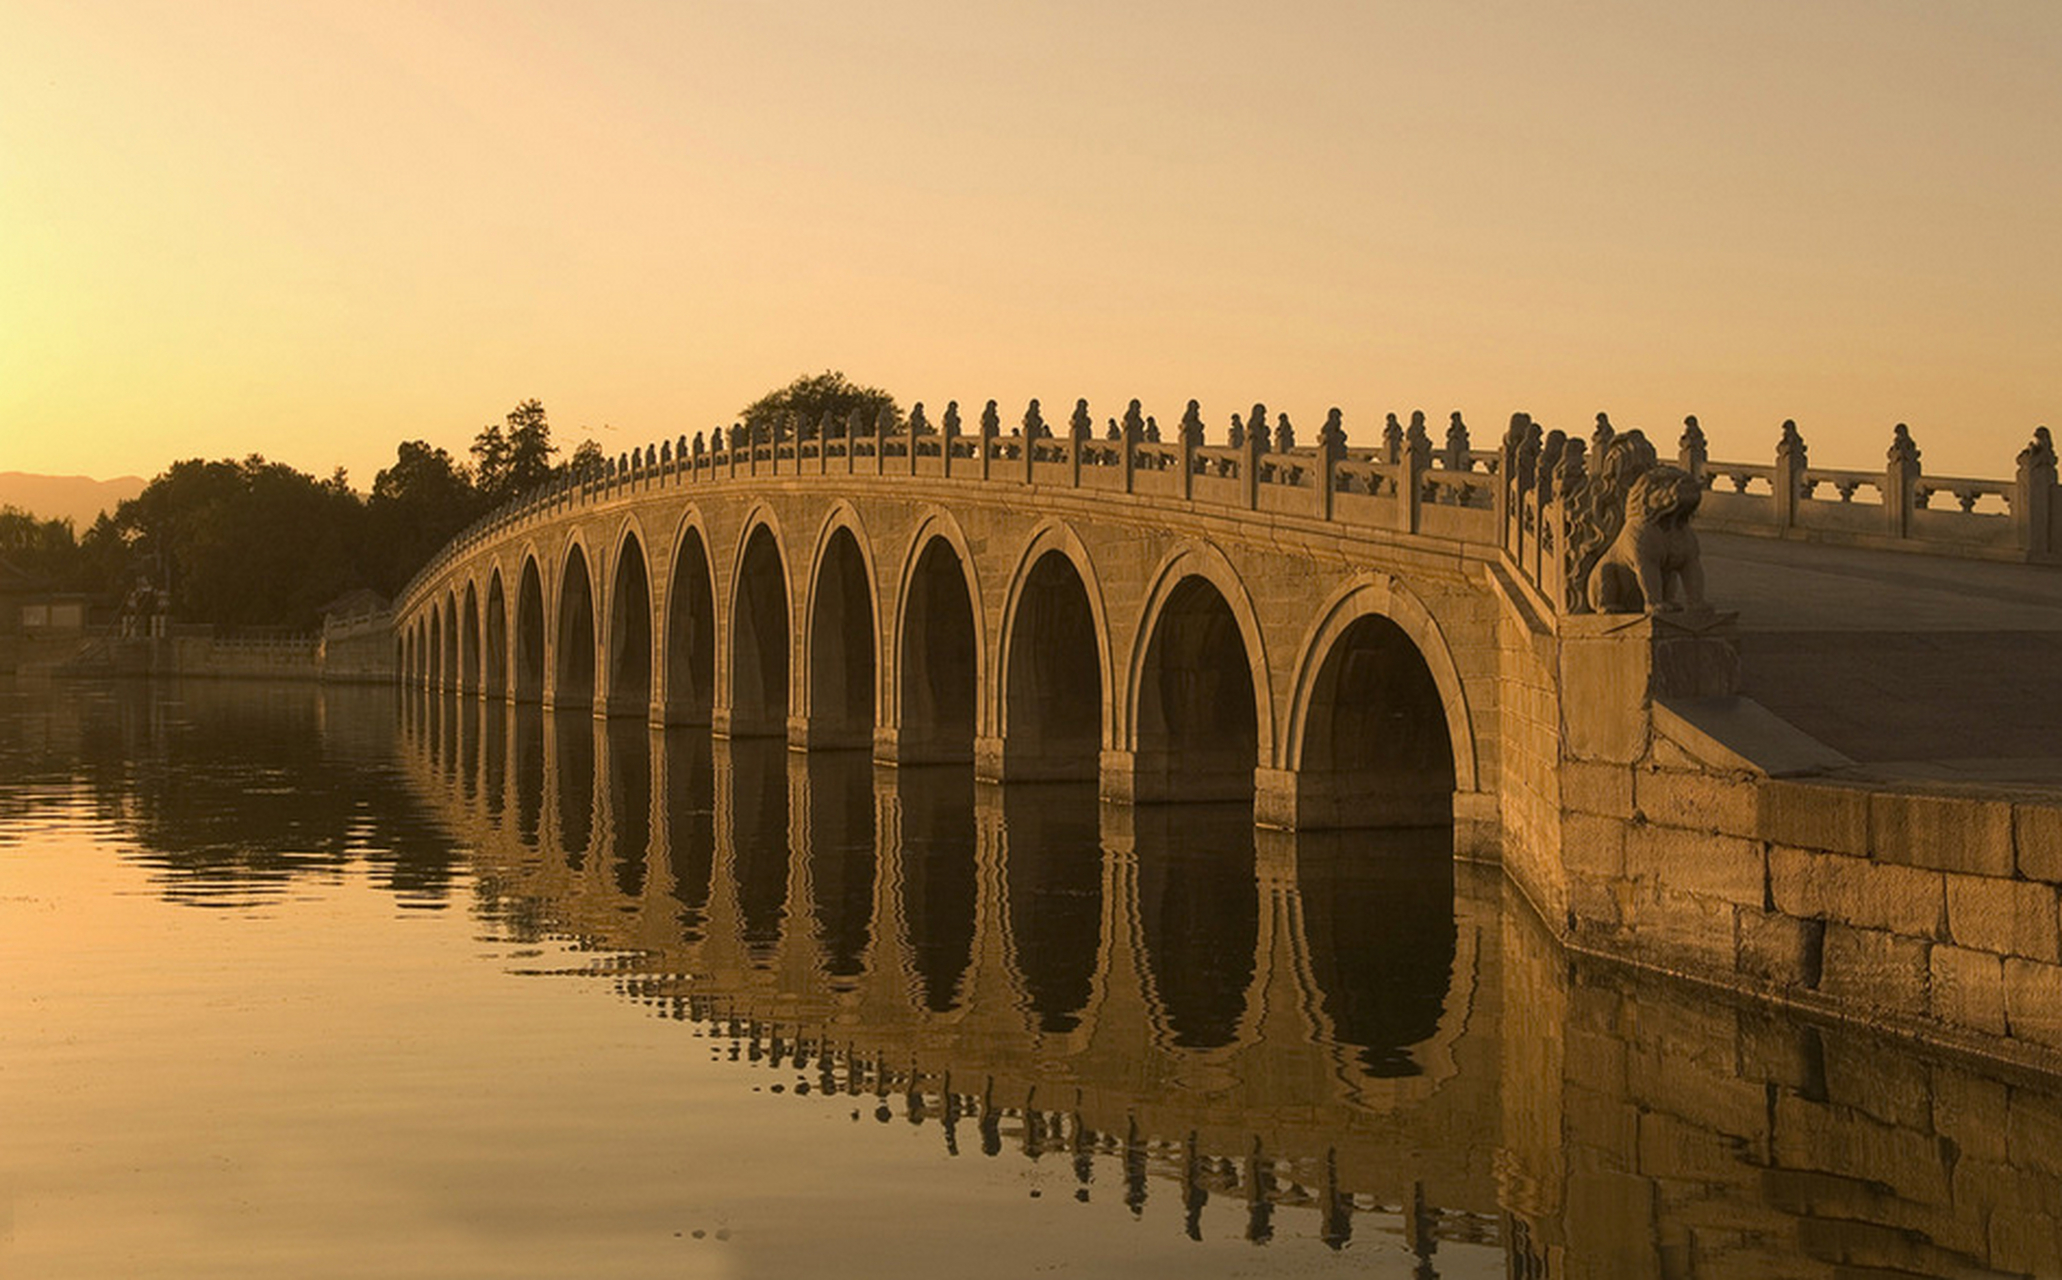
1503,892 -> 2062,1277
1560,717 -> 2062,1073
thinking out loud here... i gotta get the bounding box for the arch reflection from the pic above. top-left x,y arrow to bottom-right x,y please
1130,803 -> 1259,1050
1000,782 -> 1102,1034
894,765 -> 977,1012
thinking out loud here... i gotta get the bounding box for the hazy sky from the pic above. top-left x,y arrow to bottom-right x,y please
4,0 -> 2057,487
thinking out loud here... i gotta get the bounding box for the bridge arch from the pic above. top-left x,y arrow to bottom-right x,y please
993,519 -> 1112,782
555,537 -> 599,710
663,510 -> 716,726
460,581 -> 481,693
892,508 -> 985,765
1125,543 -> 1275,803
727,508 -> 793,738
428,601 -> 445,691
514,551 -> 547,704
606,519 -> 655,718
801,502 -> 880,749
483,568 -> 508,699
1277,576 -> 1477,829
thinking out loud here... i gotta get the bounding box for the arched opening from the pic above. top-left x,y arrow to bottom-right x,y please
803,750 -> 875,985
729,525 -> 789,737
1002,782 -> 1102,1033
515,558 -> 545,704
394,635 -> 406,685
442,594 -> 459,691
1003,550 -> 1101,780
428,609 -> 444,691
484,571 -> 508,700
897,538 -> 977,763
1135,577 -> 1259,803
665,528 -> 716,725
1294,827 -> 1456,1077
461,583 -> 481,694
607,533 -> 653,718
897,765 -> 976,1013
555,547 -> 597,710
1295,614 -> 1456,828
1133,804 -> 1258,1049
807,528 -> 875,748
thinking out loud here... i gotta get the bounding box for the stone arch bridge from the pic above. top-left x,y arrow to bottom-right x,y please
397,413 -> 1521,846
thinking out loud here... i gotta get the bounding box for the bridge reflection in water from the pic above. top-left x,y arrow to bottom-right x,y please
405,685 -> 1502,1259
400,684 -> 2062,1277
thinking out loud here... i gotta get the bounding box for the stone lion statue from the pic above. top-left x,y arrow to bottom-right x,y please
1587,464 -> 1706,612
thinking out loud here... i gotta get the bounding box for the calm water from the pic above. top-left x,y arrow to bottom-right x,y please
4,681 -> 2060,1278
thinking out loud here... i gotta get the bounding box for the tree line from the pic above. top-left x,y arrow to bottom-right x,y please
1,399 -> 603,631
2,374 -> 899,632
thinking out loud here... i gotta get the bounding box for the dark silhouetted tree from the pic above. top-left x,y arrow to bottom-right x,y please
473,399 -> 558,503
740,371 -> 898,436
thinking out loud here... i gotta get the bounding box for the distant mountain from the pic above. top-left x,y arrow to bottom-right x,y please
0,472 -> 148,529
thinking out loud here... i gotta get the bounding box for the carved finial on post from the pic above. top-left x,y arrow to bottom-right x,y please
1444,411 -> 1470,472
1775,418 -> 1809,528
1070,399 -> 1093,441
875,404 -> 894,476
1593,412 -> 1615,458
1678,415 -> 1707,483
1383,413 -> 1404,464
1145,415 -> 1160,443
1249,403 -> 1272,453
1274,412 -> 1295,452
1406,411 -> 1433,471
1105,416 -> 1120,441
1316,407 -> 1345,519
1886,422 -> 1922,536
1123,399 -> 1145,441
1119,399 -> 1142,492
979,400 -> 999,480
1228,412 -> 1245,450
2018,426 -> 2057,561
1180,400 -> 1205,446
942,401 -> 961,477
908,402 -> 929,435
692,430 -> 706,456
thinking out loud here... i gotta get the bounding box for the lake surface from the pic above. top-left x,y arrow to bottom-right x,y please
3,680 -> 2059,1278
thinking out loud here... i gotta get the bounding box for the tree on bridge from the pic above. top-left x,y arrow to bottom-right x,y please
740,371 -> 899,437
472,399 -> 560,503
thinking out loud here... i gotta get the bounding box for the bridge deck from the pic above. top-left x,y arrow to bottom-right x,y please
1705,532 -> 2062,793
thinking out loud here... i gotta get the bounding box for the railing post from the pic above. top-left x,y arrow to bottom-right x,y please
1317,408 -> 1345,521
908,402 -> 926,476
1774,419 -> 1807,530
942,401 -> 960,480
2016,426 -> 2056,561
876,406 -> 892,476
1401,411 -> 1432,533
846,409 -> 862,475
1242,403 -> 1268,509
1885,423 -> 1921,539
1178,400 -> 1201,502
1120,399 -> 1141,495
979,400 -> 999,483
1069,399 -> 1090,489
1677,415 -> 1708,487
1023,399 -> 1042,486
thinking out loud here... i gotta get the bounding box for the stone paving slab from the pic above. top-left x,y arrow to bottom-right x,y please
1698,533 -> 2062,785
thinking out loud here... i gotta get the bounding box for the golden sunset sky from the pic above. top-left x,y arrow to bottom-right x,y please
4,0 -> 2056,488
